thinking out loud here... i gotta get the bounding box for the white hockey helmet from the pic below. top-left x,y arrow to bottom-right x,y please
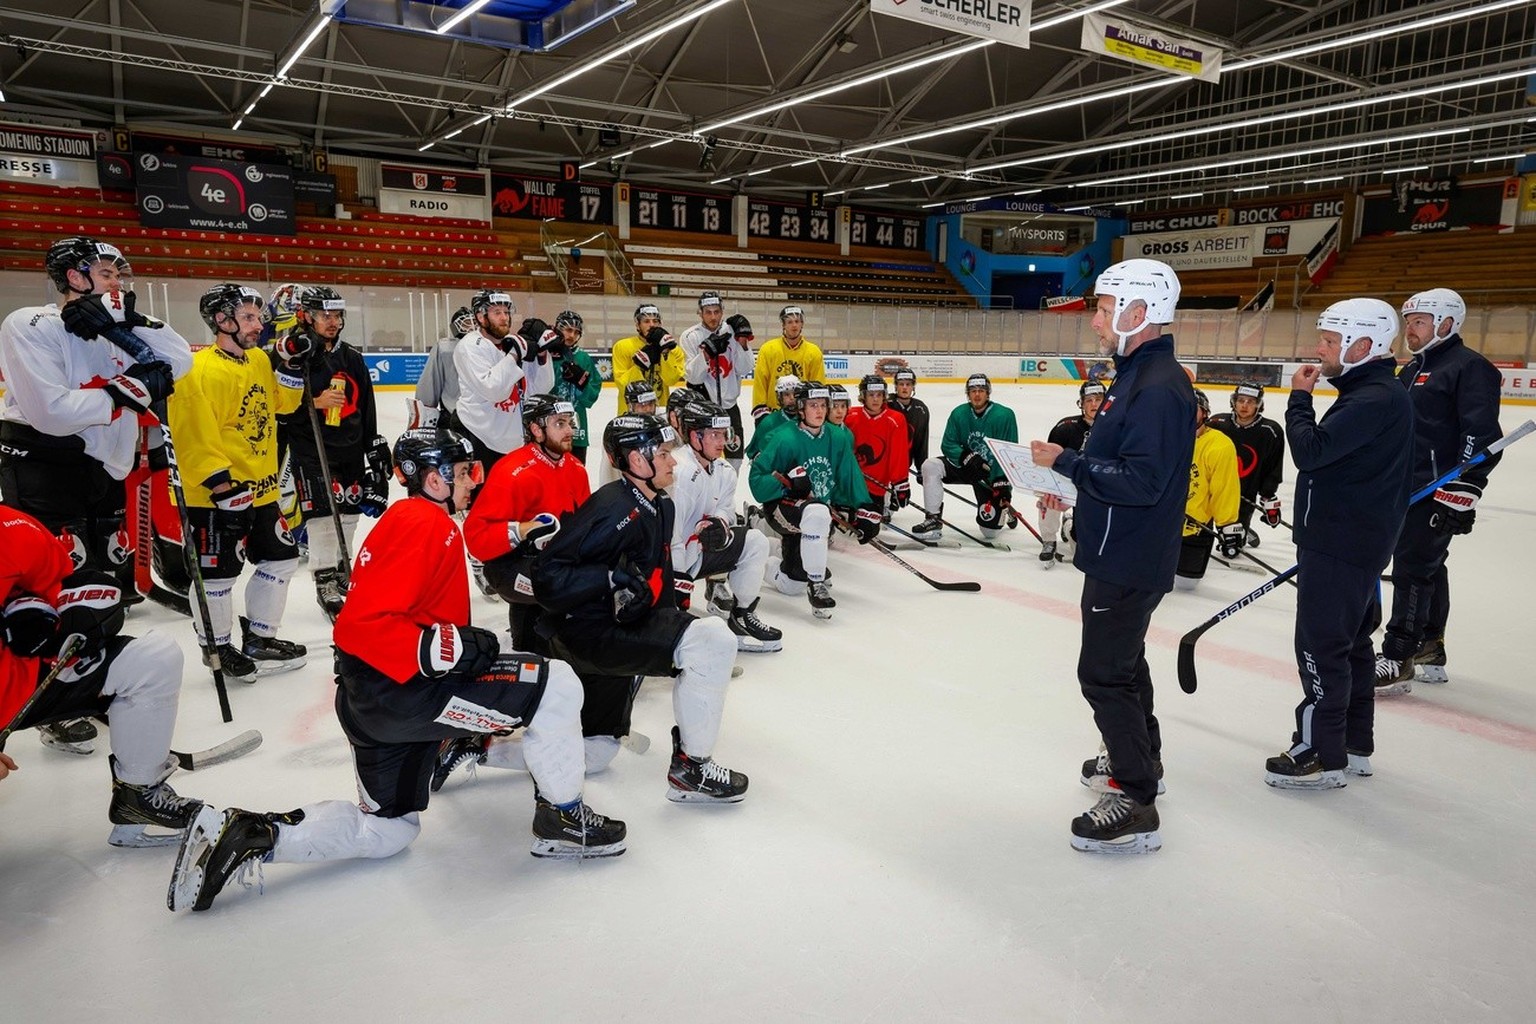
1400,288 -> 1466,350
1093,259 -> 1181,355
775,373 -> 801,396
1316,298 -> 1399,375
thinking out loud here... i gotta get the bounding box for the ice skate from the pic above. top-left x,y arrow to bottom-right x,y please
806,579 -> 835,619
530,796 -> 626,858
1069,782 -> 1161,854
470,558 -> 501,602
1245,526 -> 1260,549
1039,540 -> 1057,569
1345,751 -> 1373,777
1373,654 -> 1413,696
108,755 -> 205,847
241,617 -> 307,675
313,567 -> 346,623
667,727 -> 748,803
430,734 -> 489,792
704,577 -> 736,618
911,513 -> 943,542
1264,749 -> 1347,790
1080,746 -> 1165,795
202,642 -> 258,685
1413,636 -> 1448,684
168,805 -> 301,911
38,717 -> 97,755
729,599 -> 783,653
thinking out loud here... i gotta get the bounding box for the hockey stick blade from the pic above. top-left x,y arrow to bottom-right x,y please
871,539 -> 981,592
1178,566 -> 1299,694
145,581 -> 193,616
173,729 -> 263,770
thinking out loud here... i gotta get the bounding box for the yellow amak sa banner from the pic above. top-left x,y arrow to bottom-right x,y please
1081,12 -> 1223,83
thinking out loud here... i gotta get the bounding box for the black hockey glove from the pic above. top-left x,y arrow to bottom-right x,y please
60,290 -> 160,341
1259,496 -> 1282,527
1429,482 -> 1480,536
417,623 -> 500,679
673,573 -> 695,612
852,506 -> 881,545
560,360 -> 590,388
1217,523 -> 1246,559
702,331 -> 733,357
359,435 -> 392,518
518,318 -> 556,357
1,595 -> 59,657
54,571 -> 126,658
696,515 -> 733,553
275,331 -> 314,365
991,482 -> 1013,509
725,314 -> 753,344
751,404 -> 770,424
781,466 -> 813,501
611,559 -> 658,624
103,361 -> 175,414
958,450 -> 989,483
888,480 -> 911,510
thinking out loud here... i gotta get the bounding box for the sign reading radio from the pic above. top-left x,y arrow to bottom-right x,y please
378,163 -> 491,222
628,187 -> 732,234
747,200 -> 833,244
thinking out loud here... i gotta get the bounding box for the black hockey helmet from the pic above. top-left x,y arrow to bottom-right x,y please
199,282 -> 266,332
450,305 -> 475,336
522,393 -> 575,434
779,304 -> 804,323
1079,379 -> 1106,402
966,373 -> 992,395
393,428 -> 479,495
858,373 -> 888,399
827,382 -> 850,405
603,413 -> 677,472
1232,383 -> 1265,415
667,386 -> 701,418
795,380 -> 830,407
298,285 -> 345,314
1193,388 -> 1211,422
624,380 -> 658,409
45,236 -> 131,293
680,399 -> 732,439
553,309 -> 584,335
893,368 -> 917,387
470,289 -> 514,317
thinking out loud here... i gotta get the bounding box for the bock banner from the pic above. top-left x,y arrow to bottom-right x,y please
135,152 -> 296,235
1080,12 -> 1222,83
869,0 -> 1032,50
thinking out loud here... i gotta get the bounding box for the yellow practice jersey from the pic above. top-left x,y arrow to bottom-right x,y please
1184,426 -> 1241,536
167,344 -> 303,508
752,337 -> 825,410
612,334 -> 686,413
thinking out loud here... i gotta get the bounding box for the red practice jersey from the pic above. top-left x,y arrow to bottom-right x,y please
1,504 -> 75,725
845,406 -> 912,499
334,495 -> 471,684
462,442 -> 591,562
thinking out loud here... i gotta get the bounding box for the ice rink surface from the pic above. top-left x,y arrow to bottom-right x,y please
3,380 -> 1534,1024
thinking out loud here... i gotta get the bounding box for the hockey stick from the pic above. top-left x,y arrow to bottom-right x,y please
300,372 -> 353,583
1185,517 -> 1297,587
172,729 -> 263,770
857,473 -> 959,548
1241,495 -> 1293,532
869,538 -> 981,592
1177,419 -> 1535,695
944,485 -> 1046,543
0,636 -> 87,751
102,326 -> 233,723
939,514 -> 1011,551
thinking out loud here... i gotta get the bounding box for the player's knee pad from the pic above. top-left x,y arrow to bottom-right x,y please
101,628 -> 183,706
976,500 -> 1005,531
360,809 -> 422,859
584,735 -> 621,774
674,616 -> 735,686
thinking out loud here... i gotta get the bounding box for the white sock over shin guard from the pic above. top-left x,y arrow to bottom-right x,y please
730,528 -> 770,606
192,577 -> 236,646
920,456 -> 946,515
245,557 -> 299,637
799,503 -> 832,583
270,802 -> 421,863
102,630 -> 183,785
672,617 -> 735,760
520,661 -> 586,806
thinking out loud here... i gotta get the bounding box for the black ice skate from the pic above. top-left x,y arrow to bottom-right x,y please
202,642 -> 258,685
806,580 -> 835,619
313,567 -> 346,622
1080,746 -> 1166,795
168,805 -> 302,911
1413,636 -> 1448,684
240,617 -> 307,675
705,577 -> 737,617
38,717 -> 97,755
530,796 -> 626,859
729,599 -> 783,653
1039,540 -> 1058,569
1264,749 -> 1346,790
667,727 -> 748,803
1069,782 -> 1161,854
1373,653 -> 1413,696
430,734 -> 489,792
911,513 -> 943,542
1245,526 -> 1261,549
108,755 -> 205,848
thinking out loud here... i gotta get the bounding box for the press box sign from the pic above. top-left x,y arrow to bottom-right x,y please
869,0 -> 1033,50
379,163 -> 491,222
0,122 -> 100,186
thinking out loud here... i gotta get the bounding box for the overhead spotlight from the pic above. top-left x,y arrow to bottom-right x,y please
699,135 -> 718,171
835,32 -> 858,54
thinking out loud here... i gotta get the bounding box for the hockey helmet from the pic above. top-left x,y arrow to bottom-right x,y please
553,309 -> 584,336
698,290 -> 723,310
393,428 -> 480,496
775,374 -> 801,397
1079,380 -> 1107,402
859,374 -> 888,399
623,380 -> 658,411
1400,288 -> 1466,350
892,368 -> 917,390
267,283 -> 301,330
45,236 -> 131,293
795,380 -> 830,407
450,306 -> 476,337
680,400 -> 732,437
603,413 -> 677,472
827,382 -> 850,406
470,289 -> 514,318
965,373 -> 992,396
779,305 -> 804,323
522,393 -> 575,434
199,282 -> 266,333
1317,298 -> 1399,375
1094,258 -> 1181,355
1193,388 -> 1211,423
1231,383 -> 1264,416
634,303 -> 661,324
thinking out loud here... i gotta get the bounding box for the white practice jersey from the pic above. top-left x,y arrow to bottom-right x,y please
522,349 -> 559,399
0,303 -> 193,479
680,320 -> 751,408
669,443 -> 739,576
452,330 -> 530,455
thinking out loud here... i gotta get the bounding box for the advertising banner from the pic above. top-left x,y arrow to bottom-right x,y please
1359,177 -> 1511,235
1080,12 -> 1222,82
0,121 -> 99,187
378,163 -> 490,222
490,172 -> 612,223
628,186 -> 732,234
870,0 -> 1032,50
1122,218 -> 1337,272
134,153 -> 296,235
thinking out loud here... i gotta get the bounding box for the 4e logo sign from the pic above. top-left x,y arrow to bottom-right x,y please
188,165 -> 246,216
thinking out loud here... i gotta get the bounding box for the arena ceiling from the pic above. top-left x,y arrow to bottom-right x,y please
1,0 -> 1533,210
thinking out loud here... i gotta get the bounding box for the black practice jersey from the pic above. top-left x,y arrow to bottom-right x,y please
1047,414 -> 1094,453
889,396 -> 930,472
533,478 -> 676,628
1207,413 -> 1284,499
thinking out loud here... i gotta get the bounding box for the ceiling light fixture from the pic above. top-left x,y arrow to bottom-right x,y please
437,0 -> 495,35
1226,0 -> 1530,71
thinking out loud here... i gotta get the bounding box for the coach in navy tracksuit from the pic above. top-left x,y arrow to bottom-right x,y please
1033,258 -> 1194,853
1265,298 -> 1413,790
1375,288 -> 1503,692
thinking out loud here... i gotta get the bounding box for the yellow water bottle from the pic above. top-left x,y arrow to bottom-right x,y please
324,374 -> 346,427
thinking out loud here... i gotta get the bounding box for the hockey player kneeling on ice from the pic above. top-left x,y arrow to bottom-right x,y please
3,504 -> 204,847
671,400 -> 782,652
168,429 -> 622,914
913,374 -> 1019,543
748,382 -> 882,619
533,415 -> 748,802
1174,389 -> 1242,591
